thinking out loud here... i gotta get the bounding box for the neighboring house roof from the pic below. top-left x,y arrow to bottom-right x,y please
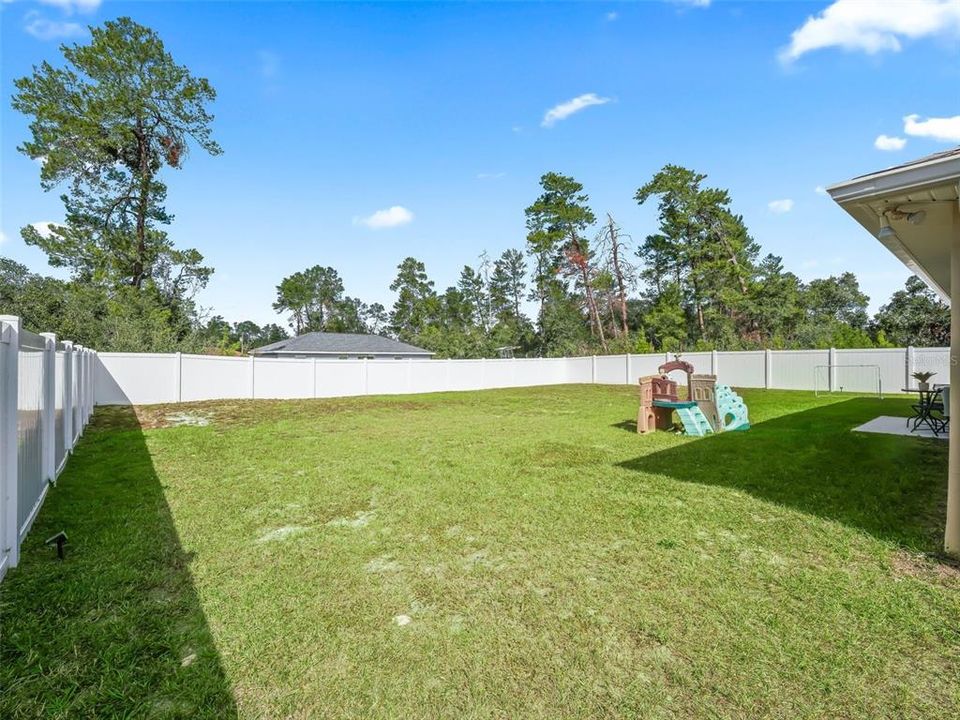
827,146 -> 960,300
250,332 -> 434,356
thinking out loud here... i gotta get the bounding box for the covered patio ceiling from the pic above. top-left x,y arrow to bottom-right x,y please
827,147 -> 960,300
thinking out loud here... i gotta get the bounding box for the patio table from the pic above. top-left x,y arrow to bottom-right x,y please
902,387 -> 947,436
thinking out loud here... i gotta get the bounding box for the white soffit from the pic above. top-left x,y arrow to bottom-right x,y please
827,148 -> 960,300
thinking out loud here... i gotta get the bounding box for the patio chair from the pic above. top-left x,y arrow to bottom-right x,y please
908,385 -> 948,436
932,384 -> 950,434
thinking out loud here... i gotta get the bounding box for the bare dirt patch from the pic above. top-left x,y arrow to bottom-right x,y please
891,549 -> 960,586
92,397 -> 436,432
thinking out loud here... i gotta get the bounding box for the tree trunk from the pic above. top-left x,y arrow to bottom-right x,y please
582,264 -> 606,349
131,118 -> 152,289
607,214 -> 630,338
570,233 -> 606,351
716,227 -> 749,295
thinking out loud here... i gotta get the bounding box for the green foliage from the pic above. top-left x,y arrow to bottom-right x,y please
12,17 -> 220,291
635,165 -> 760,349
389,257 -> 438,341
525,172 -> 606,351
8,17 -> 223,353
873,276 -> 950,347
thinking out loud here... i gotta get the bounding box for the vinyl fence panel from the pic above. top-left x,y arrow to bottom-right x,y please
913,347 -> 951,388
91,345 -> 945,408
54,349 -> 66,473
768,350 -> 831,390
717,351 -> 766,388
627,353 -> 666,382
181,354 -> 251,401
1,316 -> 96,581
595,355 -> 629,384
315,360 -> 366,398
17,330 -> 46,541
253,357 -> 314,399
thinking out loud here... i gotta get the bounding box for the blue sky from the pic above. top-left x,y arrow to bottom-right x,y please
2,0 -> 959,326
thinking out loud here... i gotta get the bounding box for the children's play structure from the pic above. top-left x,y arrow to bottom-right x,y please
637,357 -> 750,436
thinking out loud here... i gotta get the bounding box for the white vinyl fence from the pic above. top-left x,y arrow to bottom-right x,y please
1,316 -> 96,581
94,346 -> 949,407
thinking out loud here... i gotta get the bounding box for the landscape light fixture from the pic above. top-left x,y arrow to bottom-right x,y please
45,531 -> 68,560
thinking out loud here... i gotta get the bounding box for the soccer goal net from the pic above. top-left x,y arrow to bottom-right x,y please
813,364 -> 882,399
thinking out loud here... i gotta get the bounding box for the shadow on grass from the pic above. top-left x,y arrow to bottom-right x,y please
0,407 -> 237,718
616,398 -> 949,552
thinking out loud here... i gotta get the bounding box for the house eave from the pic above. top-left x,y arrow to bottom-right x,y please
827,151 -> 960,302
826,152 -> 960,205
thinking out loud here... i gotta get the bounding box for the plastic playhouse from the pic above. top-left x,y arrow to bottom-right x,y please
637,357 -> 750,436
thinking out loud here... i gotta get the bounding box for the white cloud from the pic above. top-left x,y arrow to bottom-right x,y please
768,199 -> 794,214
903,113 -> 960,143
38,0 -> 101,14
477,172 -> 506,180
541,93 -> 612,128
874,134 -> 907,151
815,185 -> 828,195
605,12 -> 619,22
24,12 -> 85,40
0,231 -> 7,246
30,221 -> 62,238
257,50 -> 280,79
780,0 -> 960,63
354,206 -> 414,229
674,0 -> 711,6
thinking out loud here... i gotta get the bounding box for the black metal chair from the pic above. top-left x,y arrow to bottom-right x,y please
910,386 -> 948,436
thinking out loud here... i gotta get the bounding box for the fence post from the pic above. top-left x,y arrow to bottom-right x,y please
79,349 -> 86,425
312,357 -> 318,398
90,351 -> 97,415
62,342 -> 74,452
711,349 -> 718,377
40,333 -> 56,482
591,356 -> 597,384
249,355 -> 256,398
174,351 -> 183,403
764,349 -> 772,389
78,349 -> 85,425
0,316 -> 21,568
75,346 -> 85,438
86,349 -> 95,422
78,349 -> 85,424
829,347 -> 837,392
362,357 -> 369,395
625,353 -> 631,385
906,345 -> 915,390
85,350 -> 92,421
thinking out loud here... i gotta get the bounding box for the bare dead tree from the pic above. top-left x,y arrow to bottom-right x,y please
599,214 -> 635,339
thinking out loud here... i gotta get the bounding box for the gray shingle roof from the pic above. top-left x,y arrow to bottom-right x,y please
251,332 -> 433,356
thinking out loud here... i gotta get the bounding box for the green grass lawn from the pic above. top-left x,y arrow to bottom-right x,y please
2,385 -> 958,719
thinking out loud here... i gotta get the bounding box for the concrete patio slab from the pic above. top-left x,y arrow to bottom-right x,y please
853,415 -> 948,441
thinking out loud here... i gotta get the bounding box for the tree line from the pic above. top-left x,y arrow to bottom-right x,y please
1,18 -> 949,357
268,167 -> 949,358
